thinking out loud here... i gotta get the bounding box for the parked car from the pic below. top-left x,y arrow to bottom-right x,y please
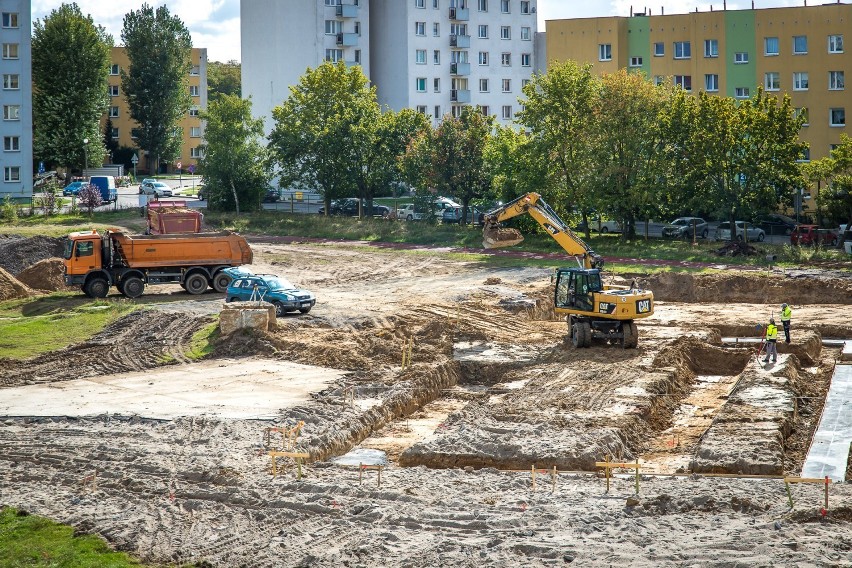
318,198 -> 390,217
62,181 -> 87,196
88,175 -> 118,202
139,178 -> 157,194
757,213 -> 798,236
141,181 -> 173,198
715,221 -> 766,242
396,203 -> 426,221
262,188 -> 280,203
224,269 -> 316,316
442,205 -> 485,225
790,225 -> 839,246
578,217 -> 621,234
662,217 -> 708,239
196,186 -> 206,201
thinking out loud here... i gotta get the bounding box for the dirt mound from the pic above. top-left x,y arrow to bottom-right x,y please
0,266 -> 35,301
16,258 -> 75,292
0,235 -> 65,275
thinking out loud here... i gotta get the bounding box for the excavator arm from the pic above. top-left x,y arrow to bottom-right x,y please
482,192 -> 604,270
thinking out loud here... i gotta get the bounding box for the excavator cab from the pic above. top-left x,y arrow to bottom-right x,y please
555,268 -> 601,312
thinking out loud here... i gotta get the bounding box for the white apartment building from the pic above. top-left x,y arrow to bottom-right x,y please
241,0 -> 370,132
370,0 -> 537,124
0,0 -> 32,198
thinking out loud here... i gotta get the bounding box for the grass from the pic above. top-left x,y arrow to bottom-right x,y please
0,507 -> 148,567
0,295 -> 136,360
0,209 -> 146,238
186,321 -> 220,360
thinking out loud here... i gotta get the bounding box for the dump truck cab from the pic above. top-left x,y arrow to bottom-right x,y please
64,230 -> 107,278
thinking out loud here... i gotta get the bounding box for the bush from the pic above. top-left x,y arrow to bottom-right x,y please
0,195 -> 17,222
77,183 -> 103,216
38,180 -> 60,216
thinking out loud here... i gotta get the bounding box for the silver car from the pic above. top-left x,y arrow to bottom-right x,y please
662,217 -> 709,239
141,181 -> 173,198
715,221 -> 766,242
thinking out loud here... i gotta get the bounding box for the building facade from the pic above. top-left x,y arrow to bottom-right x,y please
241,0 -> 371,133
104,46 -> 208,174
546,3 -> 850,160
0,0 -> 32,198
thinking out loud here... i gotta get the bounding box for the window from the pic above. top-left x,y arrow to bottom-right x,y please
480,105 -> 490,116
451,106 -> 462,118
415,22 -> 426,36
2,74 -> 18,90
674,75 -> 692,91
325,20 -> 341,34
599,44 -> 612,61
325,49 -> 343,62
434,105 -> 441,119
190,126 -> 201,137
520,1 -> 530,14
500,26 -> 510,40
190,147 -> 203,158
653,76 -> 665,86
828,34 -> 843,53
189,107 -> 200,117
502,78 -> 511,92
502,105 -> 512,119
109,85 -> 119,97
479,51 -> 489,65
478,0 -> 488,11
830,108 -> 846,127
629,56 -> 642,67
764,72 -> 780,91
735,87 -> 750,99
354,49 -> 362,64
798,147 -> 811,162
189,85 -> 199,96
354,21 -> 361,35
416,49 -> 426,64
3,136 -> 19,151
434,22 -> 440,36
653,42 -> 664,57
764,37 -> 779,56
1,43 -> 18,59
501,52 -> 511,66
110,64 -> 120,75
793,35 -> 807,54
3,166 -> 20,182
416,105 -> 427,114
190,65 -> 200,75
796,107 -> 809,126
325,0 -> 341,5
110,127 -> 118,139
433,78 -> 440,92
735,51 -> 749,64
501,0 -> 510,13
479,78 -> 489,92
478,24 -> 488,38
3,105 -> 20,120
1,12 -> 19,28
704,39 -> 718,58
131,128 -> 142,139
109,106 -> 119,118
704,74 -> 719,92
433,0 -> 439,8
674,41 -> 691,59
829,71 -> 845,90
521,78 -> 530,89
793,72 -> 809,91
416,0 -> 425,7
433,50 -> 441,64
521,53 -> 531,67
416,77 -> 426,92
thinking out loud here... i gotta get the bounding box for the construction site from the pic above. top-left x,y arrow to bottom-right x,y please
1,214 -> 852,565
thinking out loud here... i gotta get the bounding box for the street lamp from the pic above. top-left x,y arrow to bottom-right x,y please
83,138 -> 89,174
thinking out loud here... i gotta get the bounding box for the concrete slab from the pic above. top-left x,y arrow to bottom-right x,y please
802,365 -> 852,481
0,358 -> 347,420
842,340 -> 852,362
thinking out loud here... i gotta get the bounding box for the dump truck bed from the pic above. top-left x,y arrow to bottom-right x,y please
147,202 -> 204,234
110,231 -> 253,268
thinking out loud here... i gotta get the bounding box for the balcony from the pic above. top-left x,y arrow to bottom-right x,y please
450,34 -> 470,48
335,4 -> 359,18
450,62 -> 471,75
449,7 -> 470,20
336,33 -> 359,47
450,89 -> 471,103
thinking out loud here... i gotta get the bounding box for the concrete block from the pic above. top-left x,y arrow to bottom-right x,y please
220,302 -> 275,335
221,301 -> 276,332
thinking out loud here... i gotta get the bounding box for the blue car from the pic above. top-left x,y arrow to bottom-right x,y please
224,268 -> 316,316
62,181 -> 87,196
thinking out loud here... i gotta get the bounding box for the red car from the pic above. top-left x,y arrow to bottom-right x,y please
790,225 -> 839,246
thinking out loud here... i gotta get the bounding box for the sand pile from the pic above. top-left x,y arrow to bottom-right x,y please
0,266 -> 35,301
0,235 -> 65,275
16,258 -> 75,292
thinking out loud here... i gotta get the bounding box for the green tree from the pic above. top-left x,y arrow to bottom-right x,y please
103,117 -> 119,158
121,4 -> 192,173
208,60 -> 241,104
268,61 -> 378,214
801,157 -> 835,227
31,3 -> 112,180
826,134 -> 852,241
200,95 -> 271,213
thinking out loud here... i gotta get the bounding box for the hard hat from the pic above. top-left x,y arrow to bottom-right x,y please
782,303 -> 788,308
770,317 -> 776,324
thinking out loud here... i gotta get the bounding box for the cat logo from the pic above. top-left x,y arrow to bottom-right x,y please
598,302 -> 615,314
636,299 -> 651,314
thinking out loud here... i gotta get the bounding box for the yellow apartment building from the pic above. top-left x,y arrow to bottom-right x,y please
546,3 -> 850,161
103,46 -> 207,174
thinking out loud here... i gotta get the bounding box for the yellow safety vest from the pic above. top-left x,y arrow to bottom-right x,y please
766,324 -> 778,341
781,306 -> 792,322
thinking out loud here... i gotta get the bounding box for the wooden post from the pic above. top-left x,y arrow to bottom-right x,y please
378,466 -> 382,488
634,458 -> 640,495
551,465 -> 557,493
785,481 -> 794,508
531,464 -> 536,491
605,455 -> 610,493
359,462 -> 363,485
824,476 -> 829,511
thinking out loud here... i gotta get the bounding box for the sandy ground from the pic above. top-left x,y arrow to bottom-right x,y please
1,240 -> 852,567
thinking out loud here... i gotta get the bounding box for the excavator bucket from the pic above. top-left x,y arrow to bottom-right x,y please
482,221 -> 524,249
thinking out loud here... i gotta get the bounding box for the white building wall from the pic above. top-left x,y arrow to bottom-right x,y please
0,0 -> 32,198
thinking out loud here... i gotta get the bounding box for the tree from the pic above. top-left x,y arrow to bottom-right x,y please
200,95 -> 272,213
77,183 -> 103,216
208,60 -> 241,103
31,3 -> 112,181
801,157 -> 835,227
103,117 -> 119,158
825,134 -> 852,243
268,62 -> 378,214
121,4 -> 192,173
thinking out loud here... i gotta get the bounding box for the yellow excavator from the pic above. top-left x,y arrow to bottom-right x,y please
482,192 -> 654,348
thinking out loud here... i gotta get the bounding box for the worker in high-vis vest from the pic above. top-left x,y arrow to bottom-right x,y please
763,318 -> 778,363
780,303 -> 792,344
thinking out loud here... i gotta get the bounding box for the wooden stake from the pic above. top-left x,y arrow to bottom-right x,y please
634,458 -> 640,495
551,465 -> 557,493
824,476 -> 829,511
359,462 -> 363,485
605,455 -> 610,493
531,464 -> 536,491
785,481 -> 794,508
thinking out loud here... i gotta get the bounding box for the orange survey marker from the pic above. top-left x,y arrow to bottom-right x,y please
596,455 -> 642,494
269,451 -> 310,479
784,476 -> 831,512
264,421 -> 305,450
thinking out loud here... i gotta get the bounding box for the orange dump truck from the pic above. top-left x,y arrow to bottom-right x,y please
63,230 -> 253,298
147,201 -> 204,234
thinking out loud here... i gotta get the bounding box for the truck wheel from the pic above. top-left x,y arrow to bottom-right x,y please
600,227 -> 609,234
622,321 -> 639,349
212,272 -> 232,293
272,301 -> 286,317
571,322 -> 590,348
184,273 -> 208,295
298,306 -> 312,314
84,278 -> 109,299
406,215 -> 413,221
122,276 -> 144,299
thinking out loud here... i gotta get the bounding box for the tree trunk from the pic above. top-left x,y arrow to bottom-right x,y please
582,211 -> 591,241
230,179 -> 240,215
324,196 -> 331,216
729,209 -> 738,241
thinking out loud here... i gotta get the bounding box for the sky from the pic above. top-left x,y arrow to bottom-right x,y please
33,0 -> 810,63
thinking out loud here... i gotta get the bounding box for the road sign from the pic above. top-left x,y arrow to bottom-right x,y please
176,161 -> 182,170
188,164 -> 195,174
131,154 -> 139,164
38,162 -> 45,174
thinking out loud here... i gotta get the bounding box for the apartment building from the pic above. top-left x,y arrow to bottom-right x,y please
546,2 -> 851,160
0,0 -> 32,198
370,0 -> 538,124
103,46 -> 208,174
241,0 -> 370,133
